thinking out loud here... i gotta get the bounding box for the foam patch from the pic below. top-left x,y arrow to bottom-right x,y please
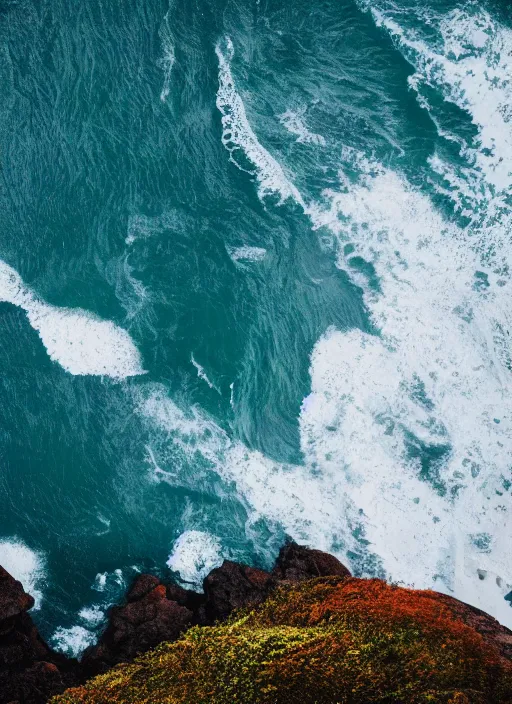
167,530 -> 224,588
51,625 -> 96,659
0,258 -> 145,378
0,539 -> 46,609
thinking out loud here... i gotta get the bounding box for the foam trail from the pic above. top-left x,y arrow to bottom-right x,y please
215,38 -> 306,208
0,259 -> 145,378
191,353 -> 220,393
367,5 -> 512,195
279,109 -> 326,146
167,530 -> 223,588
135,386 -> 360,562
227,246 -> 267,263
158,6 -> 175,102
0,540 -> 46,609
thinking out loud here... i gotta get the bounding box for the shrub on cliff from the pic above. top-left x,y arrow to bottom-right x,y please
51,577 -> 512,704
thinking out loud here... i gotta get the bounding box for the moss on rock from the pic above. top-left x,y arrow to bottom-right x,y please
51,577 -> 512,704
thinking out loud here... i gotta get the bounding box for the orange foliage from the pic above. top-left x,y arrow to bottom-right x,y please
53,577 -> 512,704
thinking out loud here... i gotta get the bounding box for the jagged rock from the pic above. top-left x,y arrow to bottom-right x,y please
125,574 -> 160,602
5,545 -> 512,704
272,542 -> 351,582
166,582 -> 206,619
81,575 -> 193,675
203,561 -> 277,622
0,566 -> 79,704
0,567 -> 34,627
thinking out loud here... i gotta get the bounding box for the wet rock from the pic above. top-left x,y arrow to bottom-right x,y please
272,542 -> 352,582
166,582 -> 206,619
0,566 -> 78,704
126,574 -> 161,602
0,567 -> 34,627
203,561 -> 277,622
81,575 -> 193,675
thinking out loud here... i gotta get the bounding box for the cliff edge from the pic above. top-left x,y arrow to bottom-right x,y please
1,544 -> 511,703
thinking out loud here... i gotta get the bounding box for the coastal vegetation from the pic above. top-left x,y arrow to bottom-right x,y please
52,577 -> 512,704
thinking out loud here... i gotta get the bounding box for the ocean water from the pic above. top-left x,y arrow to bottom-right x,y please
0,0 -> 511,656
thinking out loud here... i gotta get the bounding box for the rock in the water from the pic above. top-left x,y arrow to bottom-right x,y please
0,566 -> 78,704
272,542 -> 351,582
81,575 -> 193,675
203,561 -> 277,622
0,566 -> 34,626
165,582 -> 206,618
126,574 -> 161,602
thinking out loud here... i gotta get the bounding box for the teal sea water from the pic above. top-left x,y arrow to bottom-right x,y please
0,0 -> 511,654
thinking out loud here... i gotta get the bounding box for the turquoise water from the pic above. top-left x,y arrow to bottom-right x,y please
0,0 -> 511,654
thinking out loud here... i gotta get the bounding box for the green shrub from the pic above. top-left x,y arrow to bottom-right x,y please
52,578 -> 512,704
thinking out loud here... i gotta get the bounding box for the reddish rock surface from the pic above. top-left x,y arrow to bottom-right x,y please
434,592 -> 512,661
0,566 -> 78,704
81,574 -> 193,676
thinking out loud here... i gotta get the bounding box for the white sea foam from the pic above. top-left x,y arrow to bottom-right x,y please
78,605 -> 105,627
55,569 -> 138,657
191,353 -> 220,393
368,6 -> 512,195
227,246 -> 267,263
92,573 -> 107,592
51,626 -> 96,659
279,109 -> 326,146
0,259 -> 145,378
136,386 -> 359,558
168,24 -> 512,626
0,539 -> 46,609
304,157 -> 512,625
158,7 -> 175,102
216,38 -> 306,208
167,530 -> 224,588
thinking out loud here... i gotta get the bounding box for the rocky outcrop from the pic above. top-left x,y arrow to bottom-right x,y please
51,576 -> 512,704
80,542 -> 349,674
0,566 -> 78,704
203,561 -> 277,622
272,542 -> 352,582
81,574 -> 193,676
4,542 -> 512,704
434,592 -> 512,661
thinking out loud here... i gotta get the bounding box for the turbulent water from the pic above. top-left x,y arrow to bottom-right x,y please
0,0 -> 511,655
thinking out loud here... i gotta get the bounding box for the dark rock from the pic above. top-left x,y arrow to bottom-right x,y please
0,567 -> 34,626
166,583 -> 206,618
126,574 -> 161,602
203,561 -> 277,622
82,577 -> 193,675
272,542 -> 351,582
0,565 -> 79,704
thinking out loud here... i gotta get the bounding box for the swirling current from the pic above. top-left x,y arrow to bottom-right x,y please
0,0 -> 510,655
